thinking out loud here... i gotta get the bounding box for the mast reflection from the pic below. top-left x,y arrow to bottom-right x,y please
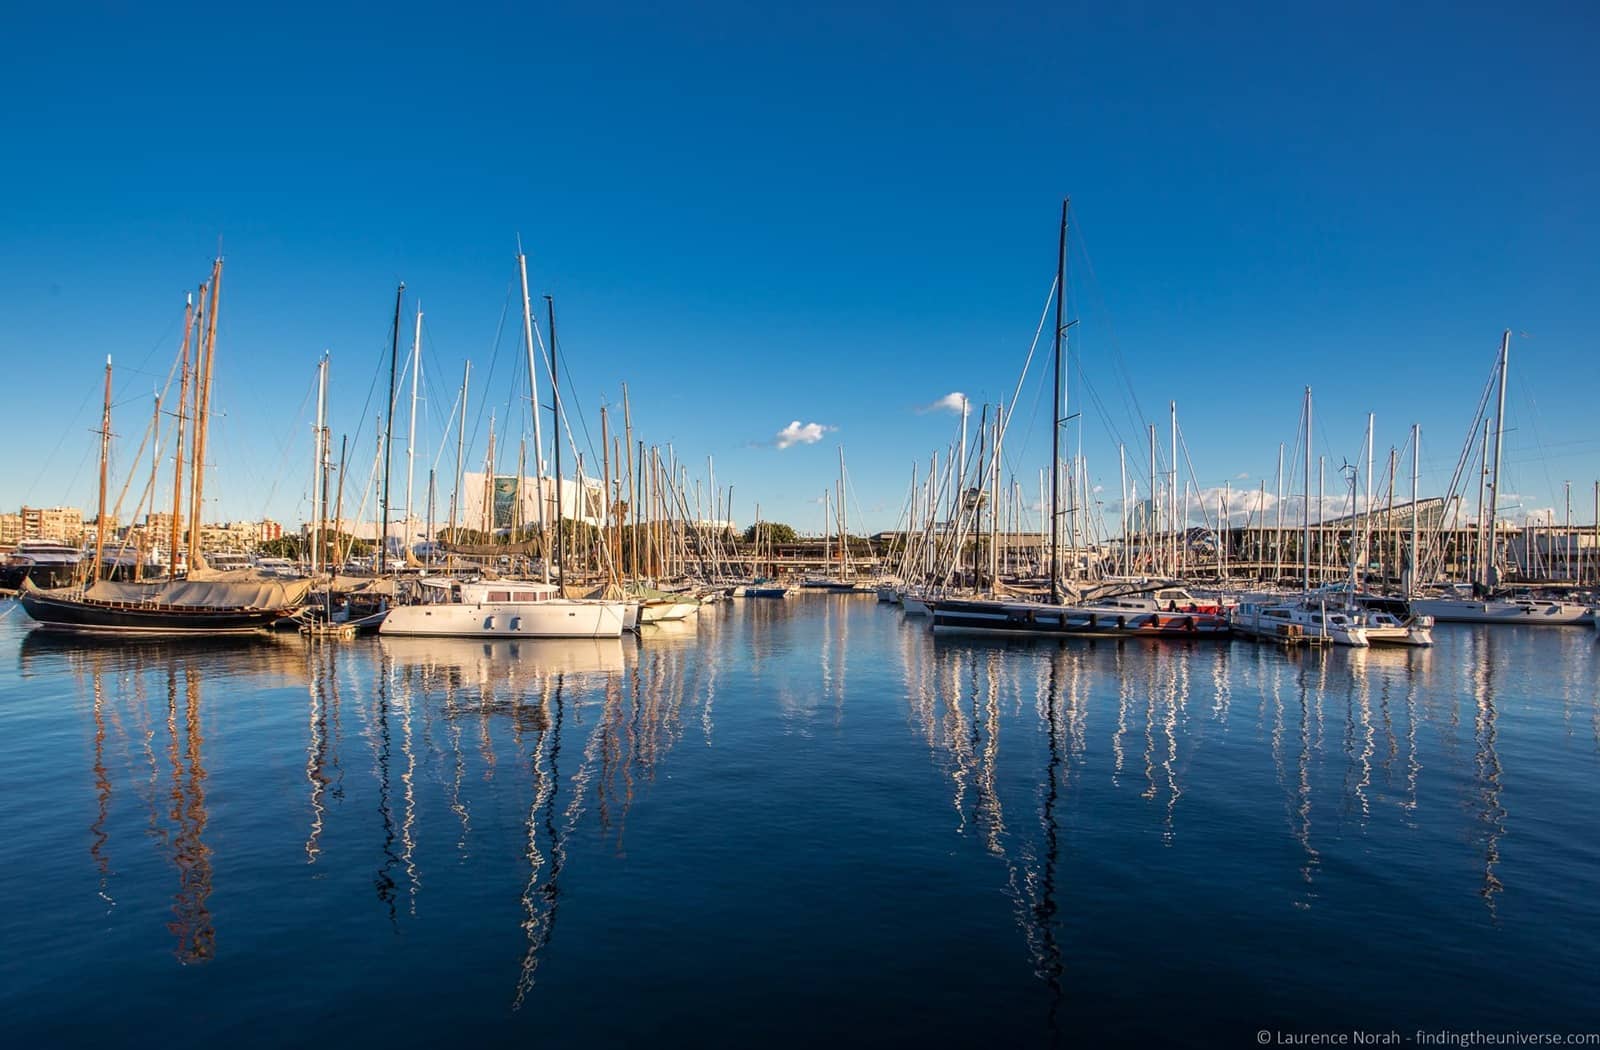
912,639 -> 1067,1032
19,635 -> 268,964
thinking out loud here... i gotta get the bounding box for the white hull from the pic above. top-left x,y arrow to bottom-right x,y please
379,599 -> 626,638
638,600 -> 700,624
1362,623 -> 1433,646
1231,605 -> 1368,646
1409,598 -> 1593,625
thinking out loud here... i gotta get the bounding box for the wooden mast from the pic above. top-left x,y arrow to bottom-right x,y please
169,293 -> 194,577
188,258 -> 222,572
93,356 -> 112,583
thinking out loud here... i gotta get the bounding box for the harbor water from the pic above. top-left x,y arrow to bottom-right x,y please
2,596 -> 1598,1046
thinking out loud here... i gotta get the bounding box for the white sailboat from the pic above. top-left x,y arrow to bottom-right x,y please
378,578 -> 626,638
1411,332 -> 1594,627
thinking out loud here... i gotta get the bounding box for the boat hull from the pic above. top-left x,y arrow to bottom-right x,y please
637,600 -> 700,624
931,599 -> 1230,639
1408,598 -> 1593,625
17,591 -> 290,636
379,600 -> 626,639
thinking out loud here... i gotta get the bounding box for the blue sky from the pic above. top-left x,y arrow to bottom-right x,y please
2,1 -> 1596,534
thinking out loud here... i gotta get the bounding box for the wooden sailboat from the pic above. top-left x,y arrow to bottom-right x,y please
18,258 -> 313,636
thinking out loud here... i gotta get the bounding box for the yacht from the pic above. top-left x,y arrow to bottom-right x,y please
378,578 -> 627,639
1230,598 -> 1368,646
931,585 -> 1231,640
1409,589 -> 1593,626
0,540 -> 83,591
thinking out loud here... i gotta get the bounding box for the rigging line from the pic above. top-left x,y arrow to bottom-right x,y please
27,309 -> 182,503
429,385 -> 465,477
1512,372 -> 1559,519
1069,215 -> 1151,452
550,331 -> 602,472
465,280 -> 515,468
343,300 -> 402,486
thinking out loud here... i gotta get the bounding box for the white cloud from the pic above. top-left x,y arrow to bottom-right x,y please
918,392 -> 970,416
773,420 -> 832,449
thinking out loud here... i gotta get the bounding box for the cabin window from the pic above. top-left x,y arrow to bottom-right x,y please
513,591 -> 539,602
488,590 -> 510,602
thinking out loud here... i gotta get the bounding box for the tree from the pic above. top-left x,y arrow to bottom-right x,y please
742,521 -> 797,545
258,535 -> 303,560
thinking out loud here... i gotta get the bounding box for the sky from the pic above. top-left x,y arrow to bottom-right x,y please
2,1 -> 1597,536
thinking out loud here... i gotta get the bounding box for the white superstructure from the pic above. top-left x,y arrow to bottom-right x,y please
379,578 -> 627,639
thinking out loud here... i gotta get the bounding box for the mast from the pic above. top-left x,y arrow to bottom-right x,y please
333,436 -> 348,571
823,487 -> 831,570
1118,445 -> 1128,577
1409,425 -> 1420,598
1386,447 -> 1397,587
450,361 -> 469,545
379,282 -> 403,575
139,392 -> 161,582
547,295 -> 561,586
312,352 -> 328,575
1486,330 -> 1511,589
1274,441 -> 1284,584
623,385 -> 636,581
169,294 -> 194,577
1317,456 -> 1325,584
1147,424 -> 1157,577
990,407 -> 1002,591
838,446 -> 848,580
404,303 -> 422,553
1049,197 -> 1068,604
1302,387 -> 1312,592
1475,418 -> 1491,590
1363,412 -> 1374,588
188,259 -> 222,571
484,414 -> 496,536
426,470 -> 436,569
601,406 -> 614,584
94,356 -> 112,583
517,247 -> 547,546
1169,401 -> 1178,577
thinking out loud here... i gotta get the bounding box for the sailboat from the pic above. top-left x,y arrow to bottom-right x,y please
929,199 -> 1231,641
18,259 -> 314,636
1410,332 -> 1593,626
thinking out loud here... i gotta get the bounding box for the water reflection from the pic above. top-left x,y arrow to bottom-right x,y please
913,639 -> 1071,1034
18,633 -> 301,963
370,630 -> 702,1003
903,621 -> 1589,995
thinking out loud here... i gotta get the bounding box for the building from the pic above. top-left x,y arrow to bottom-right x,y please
257,519 -> 283,543
458,472 -> 605,533
19,506 -> 85,545
198,521 -> 257,552
0,513 -> 21,547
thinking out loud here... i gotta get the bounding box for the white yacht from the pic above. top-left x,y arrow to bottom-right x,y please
379,578 -> 627,639
1230,598 -> 1369,646
1410,591 -> 1593,626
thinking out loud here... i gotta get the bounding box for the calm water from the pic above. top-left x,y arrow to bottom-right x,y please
2,596 -> 1599,1047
